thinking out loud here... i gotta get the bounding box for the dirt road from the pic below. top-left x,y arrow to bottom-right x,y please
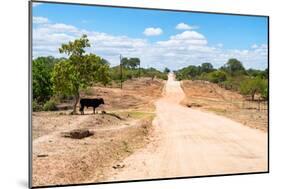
105,73 -> 268,181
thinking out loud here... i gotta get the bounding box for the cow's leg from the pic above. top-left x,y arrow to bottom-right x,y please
93,107 -> 96,114
80,105 -> 84,115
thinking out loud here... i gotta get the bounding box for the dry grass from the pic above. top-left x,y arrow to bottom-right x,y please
180,80 -> 268,132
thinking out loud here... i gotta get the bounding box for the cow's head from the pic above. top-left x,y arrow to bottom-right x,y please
99,98 -> 105,104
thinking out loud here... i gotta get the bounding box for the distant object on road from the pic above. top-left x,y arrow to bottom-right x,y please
79,98 -> 105,115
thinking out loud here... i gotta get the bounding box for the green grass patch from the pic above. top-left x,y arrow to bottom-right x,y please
126,111 -> 155,120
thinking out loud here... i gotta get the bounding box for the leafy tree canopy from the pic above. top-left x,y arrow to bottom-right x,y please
209,70 -> 227,83
239,77 -> 268,100
200,62 -> 214,73
121,57 -> 140,69
222,58 -> 245,75
32,56 -> 57,102
164,67 -> 170,74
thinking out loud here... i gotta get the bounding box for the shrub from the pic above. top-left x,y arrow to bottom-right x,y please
32,100 -> 43,112
261,80 -> 268,100
32,56 -> 57,103
208,70 -> 227,83
110,66 -> 167,81
43,99 -> 58,111
126,72 -> 133,80
239,77 -> 267,100
164,67 -> 170,73
221,75 -> 246,91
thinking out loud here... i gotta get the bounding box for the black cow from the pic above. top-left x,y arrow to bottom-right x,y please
79,98 -> 105,115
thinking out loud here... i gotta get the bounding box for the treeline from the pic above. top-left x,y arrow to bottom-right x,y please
32,35 -> 167,112
175,59 -> 268,101
110,65 -> 168,82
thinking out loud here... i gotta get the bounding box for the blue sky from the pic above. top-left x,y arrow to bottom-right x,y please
32,2 -> 268,70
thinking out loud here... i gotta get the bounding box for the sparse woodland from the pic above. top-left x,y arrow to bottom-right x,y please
175,59 -> 268,101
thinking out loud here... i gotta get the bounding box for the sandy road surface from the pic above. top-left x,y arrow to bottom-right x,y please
105,73 -> 268,181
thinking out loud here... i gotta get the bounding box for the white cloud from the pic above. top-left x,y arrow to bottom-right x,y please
32,17 -> 268,70
33,17 -> 49,24
157,31 -> 208,47
32,3 -> 42,7
251,44 -> 258,49
48,23 -> 79,33
176,22 -> 198,30
143,27 -> 163,36
171,30 -> 205,40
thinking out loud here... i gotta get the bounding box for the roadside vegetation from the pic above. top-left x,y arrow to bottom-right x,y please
177,59 -> 268,131
175,59 -> 268,101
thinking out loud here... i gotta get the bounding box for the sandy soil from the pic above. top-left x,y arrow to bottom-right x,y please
32,78 -> 164,187
181,80 -> 268,131
104,73 -> 268,182
82,78 -> 165,112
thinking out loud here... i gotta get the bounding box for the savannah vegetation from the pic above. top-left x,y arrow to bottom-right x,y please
175,59 -> 268,101
32,35 -> 167,113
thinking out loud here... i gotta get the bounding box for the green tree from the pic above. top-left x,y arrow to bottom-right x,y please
141,67 -> 168,80
95,58 -> 111,86
247,68 -> 269,79
52,35 -> 110,114
129,58 -> 140,69
164,67 -> 170,74
239,77 -> 267,100
200,62 -> 214,73
221,75 -> 247,91
264,68 -> 268,78
121,57 -> 129,68
208,70 -> 227,83
32,56 -> 56,102
222,58 -> 245,75
122,57 -> 140,69
182,65 -> 200,80
261,80 -> 268,100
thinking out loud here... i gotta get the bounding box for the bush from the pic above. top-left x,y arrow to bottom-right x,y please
32,100 -> 43,112
32,56 -> 58,103
208,70 -> 227,83
221,75 -> 246,91
178,65 -> 200,80
43,99 -> 58,111
142,67 -> 168,80
110,66 -> 167,82
126,73 -> 133,80
261,81 -> 268,100
239,77 -> 267,100
174,59 -> 268,101
164,67 -> 170,73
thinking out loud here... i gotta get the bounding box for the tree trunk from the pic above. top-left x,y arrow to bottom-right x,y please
251,90 -> 257,101
72,92 -> 80,114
